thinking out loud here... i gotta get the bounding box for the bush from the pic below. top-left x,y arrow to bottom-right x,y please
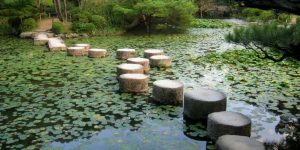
241,8 -> 275,22
278,13 -> 291,23
0,24 -> 12,35
71,22 -> 96,34
52,21 -> 66,34
258,10 -> 276,21
89,15 -> 107,28
20,18 -> 37,32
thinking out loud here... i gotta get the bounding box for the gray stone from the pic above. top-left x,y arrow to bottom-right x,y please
216,135 -> 265,150
88,49 -> 107,58
150,55 -> 172,68
119,74 -> 148,93
75,43 -> 90,55
127,58 -> 150,73
207,111 -> 251,141
117,48 -> 135,60
20,32 -> 36,38
144,49 -> 164,58
116,63 -> 144,76
33,33 -> 49,45
152,80 -> 184,105
184,88 -> 227,120
48,38 -> 67,51
67,47 -> 85,56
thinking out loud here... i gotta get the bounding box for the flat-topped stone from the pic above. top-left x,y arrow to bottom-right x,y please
34,33 -> 49,45
75,43 -> 90,54
150,55 -> 172,68
184,88 -> 227,120
20,32 -> 36,38
88,48 -> 107,58
48,38 -> 67,51
127,58 -> 150,73
207,111 -> 251,141
67,47 -> 85,56
152,80 -> 184,105
116,63 -> 144,76
117,48 -> 136,60
144,49 -> 164,58
216,135 -> 265,150
119,74 -> 149,93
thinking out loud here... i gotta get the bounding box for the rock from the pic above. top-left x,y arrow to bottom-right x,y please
152,80 -> 184,105
116,63 -> 144,76
48,38 -> 67,51
88,49 -> 107,58
150,55 -> 172,68
207,111 -> 251,141
46,33 -> 54,38
75,43 -> 91,55
184,88 -> 227,120
119,74 -> 149,93
216,135 -> 265,150
33,33 -> 49,45
67,47 -> 85,56
144,49 -> 164,58
20,32 -> 35,38
127,58 -> 150,73
116,48 -> 136,60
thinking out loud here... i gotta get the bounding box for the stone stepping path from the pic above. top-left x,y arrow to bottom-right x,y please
117,48 -> 136,60
117,63 -> 144,76
216,135 -> 265,150
152,80 -> 184,105
184,88 -> 227,120
119,74 -> 149,93
48,38 -> 67,51
127,58 -> 150,73
88,49 -> 107,58
207,111 -> 252,141
150,55 -> 172,68
144,49 -> 164,58
34,32 -> 49,45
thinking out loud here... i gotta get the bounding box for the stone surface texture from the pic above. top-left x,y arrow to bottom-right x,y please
152,80 -> 184,105
216,135 -> 265,150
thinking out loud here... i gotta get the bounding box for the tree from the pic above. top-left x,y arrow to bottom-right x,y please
106,0 -> 196,34
226,22 -> 300,61
196,0 -> 215,18
53,0 -> 67,22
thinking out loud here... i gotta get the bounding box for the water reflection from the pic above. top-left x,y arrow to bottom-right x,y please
44,100 -> 284,149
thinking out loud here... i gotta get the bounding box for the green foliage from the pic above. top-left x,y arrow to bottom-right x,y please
190,19 -> 232,28
0,24 -> 12,35
20,18 -> 37,32
89,15 -> 107,29
277,13 -> 292,23
241,8 -> 275,22
104,0 -> 196,31
226,22 -> 300,60
51,21 -> 66,34
71,22 -> 96,34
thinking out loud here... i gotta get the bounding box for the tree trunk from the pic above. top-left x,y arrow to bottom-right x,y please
63,0 -> 67,22
36,0 -> 41,21
54,0 -> 64,21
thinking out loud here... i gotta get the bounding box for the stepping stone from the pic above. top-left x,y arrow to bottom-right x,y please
150,55 -> 172,68
116,63 -> 144,76
207,111 -> 251,141
20,32 -> 36,38
184,88 -> 227,120
34,33 -> 49,45
144,49 -> 164,58
127,58 -> 150,73
88,49 -> 107,58
152,80 -> 184,105
67,47 -> 85,56
48,38 -> 67,51
216,135 -> 265,150
119,74 -> 149,93
75,43 -> 91,54
116,48 -> 135,60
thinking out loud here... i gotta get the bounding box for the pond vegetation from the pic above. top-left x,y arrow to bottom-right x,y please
0,28 -> 299,149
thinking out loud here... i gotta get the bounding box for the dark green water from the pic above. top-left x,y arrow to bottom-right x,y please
0,28 -> 299,150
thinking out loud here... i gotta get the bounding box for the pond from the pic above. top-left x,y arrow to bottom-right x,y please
0,28 -> 299,150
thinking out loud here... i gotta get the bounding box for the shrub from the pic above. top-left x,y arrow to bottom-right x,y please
71,22 -> 96,34
0,24 -> 12,35
20,18 -> 37,32
89,15 -> 107,28
52,21 -> 66,34
258,10 -> 276,22
278,13 -> 291,23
